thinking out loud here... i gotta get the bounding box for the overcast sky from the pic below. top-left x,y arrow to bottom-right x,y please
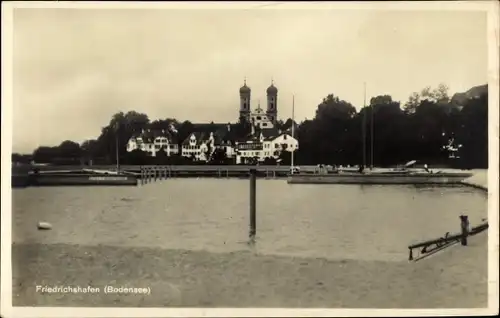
9,3 -> 488,153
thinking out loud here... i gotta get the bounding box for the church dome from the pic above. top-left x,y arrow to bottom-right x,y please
240,83 -> 251,94
266,83 -> 278,95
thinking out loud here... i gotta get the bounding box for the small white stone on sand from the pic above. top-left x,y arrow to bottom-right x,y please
37,222 -> 52,230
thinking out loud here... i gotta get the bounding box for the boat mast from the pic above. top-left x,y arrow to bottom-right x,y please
370,84 -> 374,170
291,94 -> 295,173
115,122 -> 120,172
362,82 -> 367,169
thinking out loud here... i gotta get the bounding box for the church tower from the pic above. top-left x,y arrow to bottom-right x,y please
266,80 -> 278,123
239,79 -> 251,122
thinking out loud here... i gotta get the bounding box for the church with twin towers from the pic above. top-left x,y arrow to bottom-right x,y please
238,79 -> 278,130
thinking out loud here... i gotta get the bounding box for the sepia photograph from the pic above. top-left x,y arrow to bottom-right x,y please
1,1 -> 499,317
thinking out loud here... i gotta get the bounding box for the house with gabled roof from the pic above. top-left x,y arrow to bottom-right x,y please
234,125 -> 298,164
181,132 -> 210,161
126,129 -> 179,157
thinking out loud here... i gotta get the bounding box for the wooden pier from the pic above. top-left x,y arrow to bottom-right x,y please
137,165 -> 287,184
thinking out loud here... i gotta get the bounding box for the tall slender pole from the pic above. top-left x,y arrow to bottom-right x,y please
115,123 -> 120,172
249,168 -> 257,243
291,95 -> 295,173
362,83 -> 367,168
370,85 -> 374,170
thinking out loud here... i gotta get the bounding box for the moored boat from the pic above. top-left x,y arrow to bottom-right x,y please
32,172 -> 138,186
12,124 -> 138,187
12,169 -> 138,187
287,170 -> 473,185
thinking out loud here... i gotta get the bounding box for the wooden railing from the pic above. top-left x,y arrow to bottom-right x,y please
408,215 -> 488,261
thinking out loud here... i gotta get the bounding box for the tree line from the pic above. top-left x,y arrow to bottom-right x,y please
12,83 -> 488,168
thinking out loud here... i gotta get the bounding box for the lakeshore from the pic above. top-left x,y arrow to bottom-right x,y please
10,170 -> 489,308
12,164 -> 486,187
12,233 -> 487,308
459,169 -> 488,191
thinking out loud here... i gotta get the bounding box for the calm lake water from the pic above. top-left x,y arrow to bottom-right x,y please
12,179 -> 487,262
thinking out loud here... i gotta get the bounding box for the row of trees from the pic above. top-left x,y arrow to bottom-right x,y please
297,84 -> 487,168
13,83 -> 488,168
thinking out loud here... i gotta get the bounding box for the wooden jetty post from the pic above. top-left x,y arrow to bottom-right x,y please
460,215 -> 469,246
249,168 -> 257,242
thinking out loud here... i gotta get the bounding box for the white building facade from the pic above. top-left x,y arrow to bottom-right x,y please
126,130 -> 179,157
235,131 -> 298,164
181,132 -> 212,161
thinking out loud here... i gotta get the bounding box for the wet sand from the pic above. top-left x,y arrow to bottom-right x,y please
12,231 -> 487,308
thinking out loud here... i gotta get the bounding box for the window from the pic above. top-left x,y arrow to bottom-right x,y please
256,116 -> 261,120
262,123 -> 267,127
275,143 -> 279,148
270,103 -> 274,109
243,103 -> 247,109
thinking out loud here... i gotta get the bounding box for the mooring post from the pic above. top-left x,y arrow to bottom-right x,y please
460,215 -> 469,246
249,168 -> 257,242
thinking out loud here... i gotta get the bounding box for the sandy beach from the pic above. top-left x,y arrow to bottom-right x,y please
12,232 -> 487,308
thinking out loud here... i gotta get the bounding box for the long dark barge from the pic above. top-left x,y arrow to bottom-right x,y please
12,169 -> 138,188
286,170 -> 473,185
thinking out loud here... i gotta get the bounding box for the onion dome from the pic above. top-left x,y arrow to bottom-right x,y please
266,82 -> 278,95
240,79 -> 251,94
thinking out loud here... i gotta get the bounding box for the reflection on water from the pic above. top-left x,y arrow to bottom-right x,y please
12,179 -> 487,262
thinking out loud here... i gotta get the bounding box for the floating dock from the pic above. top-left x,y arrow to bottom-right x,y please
286,171 -> 473,185
12,170 -> 138,188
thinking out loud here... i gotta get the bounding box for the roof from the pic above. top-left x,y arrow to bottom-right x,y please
240,83 -> 251,94
192,123 -> 240,144
130,129 -> 178,144
261,128 -> 281,140
181,132 -> 210,146
266,83 -> 278,95
191,123 -> 228,131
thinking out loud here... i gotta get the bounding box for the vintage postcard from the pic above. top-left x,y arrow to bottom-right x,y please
1,1 -> 499,317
